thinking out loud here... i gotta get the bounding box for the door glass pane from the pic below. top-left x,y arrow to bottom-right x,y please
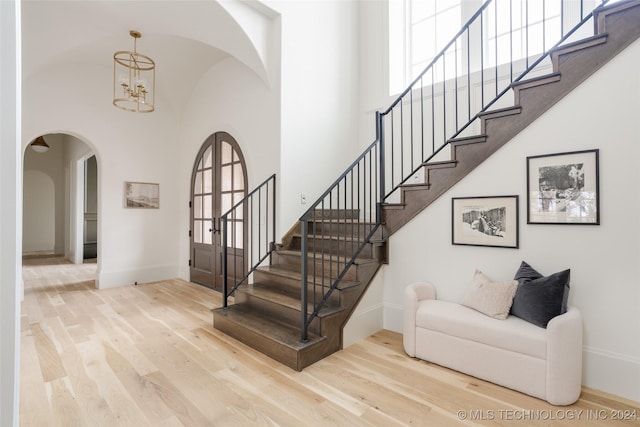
203,220 -> 212,244
233,164 -> 244,189
221,193 -> 232,215
203,195 -> 212,219
194,171 -> 202,194
226,220 -> 244,249
233,150 -> 239,162
221,165 -> 232,191
194,196 -> 202,218
234,221 -> 243,248
194,220 -> 202,243
233,192 -> 243,219
221,141 -> 232,164
203,169 -> 212,193
203,146 -> 213,168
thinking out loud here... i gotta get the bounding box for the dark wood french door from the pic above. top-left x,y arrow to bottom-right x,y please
190,132 -> 247,291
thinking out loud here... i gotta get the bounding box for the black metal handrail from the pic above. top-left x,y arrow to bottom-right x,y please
298,0 -> 612,342
221,174 -> 276,308
299,136 -> 383,341
380,0 -> 610,200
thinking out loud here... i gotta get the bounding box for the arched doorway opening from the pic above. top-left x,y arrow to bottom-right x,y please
190,132 -> 248,291
22,133 -> 99,275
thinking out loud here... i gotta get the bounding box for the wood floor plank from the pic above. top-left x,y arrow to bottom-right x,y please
31,323 -> 67,382
48,377 -> 86,427
20,257 -> 640,427
19,329 -> 53,426
75,338 -> 151,427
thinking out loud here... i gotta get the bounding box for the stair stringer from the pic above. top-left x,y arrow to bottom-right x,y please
382,0 -> 640,235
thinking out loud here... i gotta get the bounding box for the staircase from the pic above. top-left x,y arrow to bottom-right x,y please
383,0 -> 640,234
213,209 -> 385,370
213,0 -> 640,370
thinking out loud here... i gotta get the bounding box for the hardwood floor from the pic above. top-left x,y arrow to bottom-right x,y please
20,257 -> 639,426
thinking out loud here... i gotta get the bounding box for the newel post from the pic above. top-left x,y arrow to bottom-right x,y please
376,111 -> 386,222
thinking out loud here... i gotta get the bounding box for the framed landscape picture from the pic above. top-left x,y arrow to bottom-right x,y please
124,182 -> 160,209
452,195 -> 519,248
526,149 -> 599,225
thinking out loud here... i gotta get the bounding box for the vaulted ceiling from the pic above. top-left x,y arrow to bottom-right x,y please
21,0 -> 276,115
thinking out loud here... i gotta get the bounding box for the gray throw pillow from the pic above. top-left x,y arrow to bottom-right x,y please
511,261 -> 570,328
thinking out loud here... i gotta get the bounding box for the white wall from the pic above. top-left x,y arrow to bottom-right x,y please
62,134 -> 95,264
23,62 -> 181,289
273,0 -> 362,230
376,39 -> 640,401
0,0 -> 21,424
177,56 -> 281,280
352,0 -> 640,402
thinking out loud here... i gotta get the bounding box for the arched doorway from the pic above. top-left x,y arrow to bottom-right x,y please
190,132 -> 247,291
22,133 -> 98,266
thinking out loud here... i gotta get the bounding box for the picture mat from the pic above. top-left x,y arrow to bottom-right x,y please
527,150 -> 599,224
452,196 -> 519,248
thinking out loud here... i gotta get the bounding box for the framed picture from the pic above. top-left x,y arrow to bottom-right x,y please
526,149 -> 599,224
124,182 -> 160,209
452,195 -> 519,248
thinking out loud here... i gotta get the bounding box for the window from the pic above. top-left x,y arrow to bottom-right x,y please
485,0 -> 562,68
389,0 -> 466,95
389,0 -> 604,95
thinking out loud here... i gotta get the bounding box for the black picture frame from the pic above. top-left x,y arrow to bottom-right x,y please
526,149 -> 599,225
452,195 -> 519,248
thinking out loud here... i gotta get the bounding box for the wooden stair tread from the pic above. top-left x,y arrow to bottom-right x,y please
552,33 -> 609,58
292,232 -> 371,243
237,282 -> 344,316
448,134 -> 488,146
398,183 -> 431,190
256,265 -> 361,288
213,305 -> 325,350
423,160 -> 458,169
477,105 -> 522,120
510,73 -> 561,90
276,249 -> 379,265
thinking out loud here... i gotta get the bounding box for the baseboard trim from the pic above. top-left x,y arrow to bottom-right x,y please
97,265 -> 179,289
343,303 -> 384,348
583,346 -> 640,402
382,302 -> 404,333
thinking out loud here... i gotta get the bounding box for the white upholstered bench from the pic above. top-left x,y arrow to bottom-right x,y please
403,281 -> 583,405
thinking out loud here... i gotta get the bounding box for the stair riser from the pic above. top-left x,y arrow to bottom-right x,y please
306,221 -> 382,240
290,236 -> 376,259
305,209 -> 361,221
272,251 -> 359,281
234,291 -> 326,335
253,270 -> 343,304
212,314 -> 301,370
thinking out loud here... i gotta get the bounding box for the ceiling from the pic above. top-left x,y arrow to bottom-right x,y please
21,0 -> 271,114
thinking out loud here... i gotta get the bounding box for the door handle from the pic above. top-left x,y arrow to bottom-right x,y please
210,218 -> 220,234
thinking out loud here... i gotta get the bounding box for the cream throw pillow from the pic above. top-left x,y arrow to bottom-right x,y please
462,269 -> 518,320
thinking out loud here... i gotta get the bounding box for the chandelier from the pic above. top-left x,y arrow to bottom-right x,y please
113,30 -> 155,113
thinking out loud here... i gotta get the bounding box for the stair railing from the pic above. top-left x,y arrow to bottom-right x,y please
299,133 -> 383,342
221,174 -> 276,308
299,0 -> 612,341
380,0 -> 610,200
